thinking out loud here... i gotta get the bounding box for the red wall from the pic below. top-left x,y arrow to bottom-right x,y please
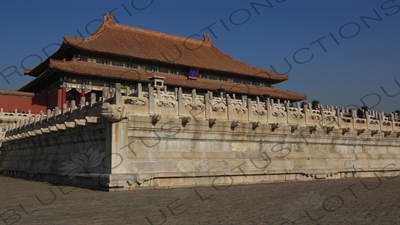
47,89 -> 61,110
0,95 -> 48,114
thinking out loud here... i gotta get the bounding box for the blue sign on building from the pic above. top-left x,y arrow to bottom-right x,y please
189,68 -> 198,79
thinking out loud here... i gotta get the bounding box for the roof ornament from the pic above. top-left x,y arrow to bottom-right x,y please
203,33 -> 212,44
104,12 -> 114,23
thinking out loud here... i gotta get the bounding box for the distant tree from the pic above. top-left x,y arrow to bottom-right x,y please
311,100 -> 319,110
215,87 -> 225,97
261,93 -> 270,101
361,105 -> 369,111
357,108 -> 363,118
359,106 -> 369,118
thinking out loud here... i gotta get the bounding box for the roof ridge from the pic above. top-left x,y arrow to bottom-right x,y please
209,45 -> 288,79
63,22 -> 106,43
64,13 -> 115,43
64,13 -> 207,46
111,22 -> 207,46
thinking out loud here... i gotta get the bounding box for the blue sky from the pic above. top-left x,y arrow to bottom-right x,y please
0,0 -> 399,113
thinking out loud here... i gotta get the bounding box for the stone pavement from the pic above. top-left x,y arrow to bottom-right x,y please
0,175 -> 399,225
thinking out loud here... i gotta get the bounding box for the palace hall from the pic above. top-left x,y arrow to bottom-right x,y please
0,13 -> 306,114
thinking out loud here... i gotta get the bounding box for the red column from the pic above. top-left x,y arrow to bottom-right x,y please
57,89 -> 62,109
61,87 -> 66,106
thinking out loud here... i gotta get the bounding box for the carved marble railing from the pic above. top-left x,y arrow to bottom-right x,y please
0,109 -> 40,119
3,83 -> 400,142
118,82 -> 400,136
0,109 -> 44,145
1,90 -> 122,142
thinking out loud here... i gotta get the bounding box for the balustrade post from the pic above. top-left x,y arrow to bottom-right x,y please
303,103 -> 308,126
115,83 -> 122,107
148,84 -> 155,114
285,101 -> 290,124
137,83 -> 142,98
178,88 -> 184,116
205,91 -> 212,119
247,97 -> 252,122
90,92 -> 96,106
191,89 -> 196,104
227,94 -> 232,120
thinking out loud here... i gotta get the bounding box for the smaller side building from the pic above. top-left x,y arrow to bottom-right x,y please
0,90 -> 47,114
